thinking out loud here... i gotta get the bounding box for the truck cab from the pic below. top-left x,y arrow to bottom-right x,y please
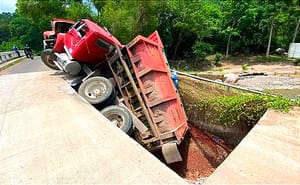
43,18 -> 75,49
63,19 -> 122,63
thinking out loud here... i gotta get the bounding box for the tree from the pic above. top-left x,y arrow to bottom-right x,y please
133,0 -> 158,37
8,15 -> 41,51
0,13 -> 13,44
98,0 -> 158,43
16,0 -> 66,30
262,0 -> 299,57
65,0 -> 96,20
156,0 -> 221,59
292,17 -> 300,43
219,0 -> 299,56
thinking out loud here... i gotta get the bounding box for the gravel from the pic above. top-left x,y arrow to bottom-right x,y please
236,75 -> 300,91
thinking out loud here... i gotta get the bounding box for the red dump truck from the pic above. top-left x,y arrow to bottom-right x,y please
41,19 -> 188,163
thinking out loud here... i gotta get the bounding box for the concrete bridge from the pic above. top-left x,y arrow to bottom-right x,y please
0,50 -> 25,64
0,70 -> 188,184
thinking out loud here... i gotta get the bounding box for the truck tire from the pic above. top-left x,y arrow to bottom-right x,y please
101,105 -> 133,134
78,76 -> 113,105
41,49 -> 59,70
93,89 -> 117,110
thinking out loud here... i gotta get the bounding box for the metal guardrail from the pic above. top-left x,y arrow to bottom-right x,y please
172,70 -> 278,97
0,51 -> 25,64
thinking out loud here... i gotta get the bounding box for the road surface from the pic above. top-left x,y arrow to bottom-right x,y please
1,56 -> 49,75
0,56 -> 188,184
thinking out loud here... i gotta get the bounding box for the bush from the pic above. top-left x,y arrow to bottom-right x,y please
294,59 -> 300,66
214,53 -> 223,65
192,41 -> 213,60
242,63 -> 249,71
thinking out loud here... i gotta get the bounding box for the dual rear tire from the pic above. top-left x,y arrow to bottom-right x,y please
101,105 -> 133,134
78,77 -> 114,105
78,76 -> 133,134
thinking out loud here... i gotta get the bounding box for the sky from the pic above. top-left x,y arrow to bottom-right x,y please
0,0 -> 97,14
0,0 -> 17,13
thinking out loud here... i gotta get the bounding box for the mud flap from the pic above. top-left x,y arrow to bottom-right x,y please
162,142 -> 182,164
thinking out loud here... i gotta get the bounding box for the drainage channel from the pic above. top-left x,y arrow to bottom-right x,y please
69,73 -> 239,183
151,123 -> 233,183
170,123 -> 232,181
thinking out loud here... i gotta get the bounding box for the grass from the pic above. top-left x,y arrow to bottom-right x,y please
0,57 -> 26,72
257,55 -> 289,63
179,75 -> 299,128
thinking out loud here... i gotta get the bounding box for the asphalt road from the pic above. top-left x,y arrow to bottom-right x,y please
1,56 -> 50,75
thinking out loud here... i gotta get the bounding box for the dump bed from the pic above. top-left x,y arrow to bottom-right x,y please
126,31 -> 188,143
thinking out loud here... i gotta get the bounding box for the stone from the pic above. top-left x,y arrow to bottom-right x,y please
224,73 -> 239,84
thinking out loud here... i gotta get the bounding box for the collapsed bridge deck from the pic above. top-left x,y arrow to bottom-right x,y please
0,71 -> 187,184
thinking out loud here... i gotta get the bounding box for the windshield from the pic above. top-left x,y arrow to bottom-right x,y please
72,21 -> 89,38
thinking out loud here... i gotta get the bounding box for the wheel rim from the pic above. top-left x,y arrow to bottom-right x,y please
84,81 -> 107,100
107,114 -> 125,128
43,53 -> 57,68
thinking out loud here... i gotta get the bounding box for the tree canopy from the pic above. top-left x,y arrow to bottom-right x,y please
0,0 -> 299,59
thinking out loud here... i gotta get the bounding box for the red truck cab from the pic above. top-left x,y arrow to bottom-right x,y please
42,19 -> 123,74
64,19 -> 122,63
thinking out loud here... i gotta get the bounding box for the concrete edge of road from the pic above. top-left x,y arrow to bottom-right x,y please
0,71 -> 189,184
0,57 -> 26,71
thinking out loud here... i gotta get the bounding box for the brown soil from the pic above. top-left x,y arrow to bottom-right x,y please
168,124 -> 231,181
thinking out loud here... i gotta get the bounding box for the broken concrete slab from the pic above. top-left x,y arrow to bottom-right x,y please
205,108 -> 300,184
0,71 -> 187,184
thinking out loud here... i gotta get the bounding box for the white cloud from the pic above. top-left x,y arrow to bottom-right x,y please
0,0 -> 17,13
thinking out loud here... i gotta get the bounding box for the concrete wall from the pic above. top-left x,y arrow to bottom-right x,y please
288,43 -> 300,58
205,108 -> 300,184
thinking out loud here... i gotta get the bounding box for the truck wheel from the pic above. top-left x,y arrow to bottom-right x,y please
41,49 -> 59,70
78,77 -> 113,105
101,105 -> 133,134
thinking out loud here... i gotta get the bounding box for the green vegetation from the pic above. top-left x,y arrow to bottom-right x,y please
197,95 -> 297,127
179,76 -> 299,129
257,55 -> 289,63
214,53 -> 223,66
0,0 -> 95,52
242,63 -> 249,71
295,59 -> 300,66
0,0 -> 299,61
